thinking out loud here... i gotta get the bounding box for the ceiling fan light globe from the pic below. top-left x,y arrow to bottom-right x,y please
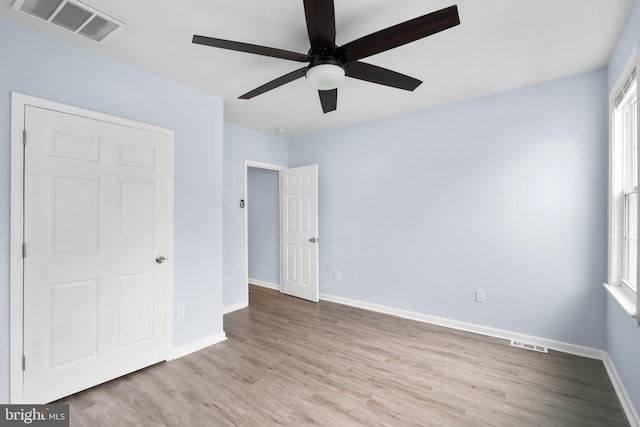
306,64 -> 345,90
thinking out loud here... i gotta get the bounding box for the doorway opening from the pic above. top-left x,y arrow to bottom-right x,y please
247,167 -> 281,293
242,161 -> 320,306
243,161 -> 285,305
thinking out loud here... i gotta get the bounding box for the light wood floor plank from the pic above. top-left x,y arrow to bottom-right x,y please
59,285 -> 629,426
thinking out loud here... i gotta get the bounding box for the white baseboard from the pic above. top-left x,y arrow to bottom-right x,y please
320,293 -> 640,426
320,293 -> 605,360
603,354 -> 640,427
249,278 -> 280,291
223,301 -> 248,314
172,332 -> 226,359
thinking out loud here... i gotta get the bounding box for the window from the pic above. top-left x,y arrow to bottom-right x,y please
608,45 -> 640,322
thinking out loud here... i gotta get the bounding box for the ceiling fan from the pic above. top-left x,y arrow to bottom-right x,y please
192,1 -> 460,114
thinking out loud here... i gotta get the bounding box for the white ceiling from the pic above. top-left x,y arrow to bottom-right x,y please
0,0 -> 633,137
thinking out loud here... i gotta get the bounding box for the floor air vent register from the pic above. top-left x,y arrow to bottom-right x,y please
12,0 -> 124,41
510,340 -> 549,353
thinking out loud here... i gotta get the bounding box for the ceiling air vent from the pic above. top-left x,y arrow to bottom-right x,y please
12,0 -> 124,42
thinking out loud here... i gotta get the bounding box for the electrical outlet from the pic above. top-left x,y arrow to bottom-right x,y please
177,305 -> 185,319
475,290 -> 485,303
334,269 -> 341,280
224,278 -> 231,288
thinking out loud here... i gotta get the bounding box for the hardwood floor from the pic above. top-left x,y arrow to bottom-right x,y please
60,285 -> 629,426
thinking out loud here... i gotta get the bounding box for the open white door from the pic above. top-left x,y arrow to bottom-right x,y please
281,165 -> 319,302
22,106 -> 173,403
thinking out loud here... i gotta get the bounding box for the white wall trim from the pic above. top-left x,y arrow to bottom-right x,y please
320,293 -> 606,359
9,93 -> 26,403
249,279 -> 280,291
172,332 -> 227,360
603,354 -> 640,427
223,301 -> 248,314
9,92 -> 175,404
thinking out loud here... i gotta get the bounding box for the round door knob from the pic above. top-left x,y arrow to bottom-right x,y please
156,255 -> 167,264
309,238 -> 318,243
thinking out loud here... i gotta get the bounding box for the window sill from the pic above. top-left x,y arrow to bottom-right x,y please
603,283 -> 639,325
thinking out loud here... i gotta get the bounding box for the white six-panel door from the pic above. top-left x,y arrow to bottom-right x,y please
281,165 -> 319,302
23,106 -> 172,403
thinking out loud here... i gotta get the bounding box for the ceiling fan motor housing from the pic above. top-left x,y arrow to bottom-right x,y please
306,56 -> 345,90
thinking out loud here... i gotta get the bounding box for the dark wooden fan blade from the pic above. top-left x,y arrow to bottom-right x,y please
318,89 -> 337,113
336,5 -> 460,63
239,67 -> 307,99
303,0 -> 336,52
346,62 -> 422,91
193,35 -> 310,62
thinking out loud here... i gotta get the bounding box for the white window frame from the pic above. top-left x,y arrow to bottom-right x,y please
622,190 -> 637,292
606,44 -> 640,324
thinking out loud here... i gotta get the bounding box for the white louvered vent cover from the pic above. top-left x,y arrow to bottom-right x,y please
510,340 -> 548,353
12,0 -> 124,42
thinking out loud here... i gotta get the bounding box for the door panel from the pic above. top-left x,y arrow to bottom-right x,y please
49,280 -> 98,367
116,272 -> 154,347
281,165 -> 319,302
51,174 -> 99,254
23,106 -> 172,403
118,179 -> 155,248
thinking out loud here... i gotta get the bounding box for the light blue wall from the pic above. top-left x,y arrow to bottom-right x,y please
223,124 -> 287,308
0,19 -> 224,402
289,69 -> 608,349
248,168 -> 280,285
606,0 -> 640,415
607,295 -> 640,413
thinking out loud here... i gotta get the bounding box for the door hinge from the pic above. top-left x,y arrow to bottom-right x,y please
22,356 -> 26,371
22,130 -> 26,146
22,243 -> 26,258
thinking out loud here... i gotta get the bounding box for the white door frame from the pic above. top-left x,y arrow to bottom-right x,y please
243,160 -> 286,305
9,92 -> 175,403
